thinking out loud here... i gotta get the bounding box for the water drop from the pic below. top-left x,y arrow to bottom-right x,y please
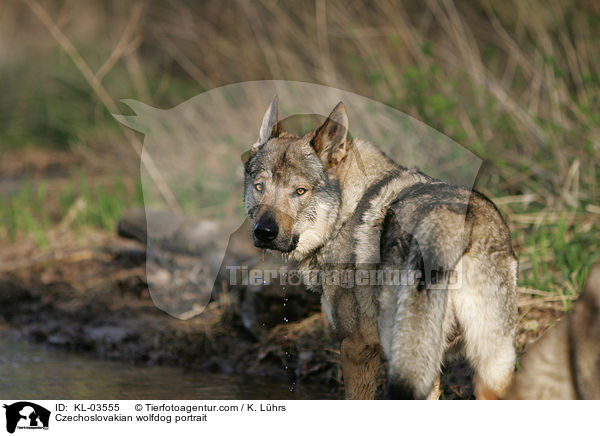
280,253 -> 293,392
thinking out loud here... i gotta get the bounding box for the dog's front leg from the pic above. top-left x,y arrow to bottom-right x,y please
341,336 -> 381,399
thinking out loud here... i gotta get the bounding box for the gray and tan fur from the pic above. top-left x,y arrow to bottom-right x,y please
243,96 -> 518,399
495,262 -> 600,400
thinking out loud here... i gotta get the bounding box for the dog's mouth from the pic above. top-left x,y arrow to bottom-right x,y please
252,234 -> 299,253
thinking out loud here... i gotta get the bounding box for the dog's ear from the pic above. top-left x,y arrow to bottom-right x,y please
258,95 -> 281,144
311,102 -> 349,168
244,96 -> 283,165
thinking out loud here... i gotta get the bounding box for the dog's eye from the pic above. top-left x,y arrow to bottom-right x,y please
295,187 -> 306,196
254,183 -> 263,192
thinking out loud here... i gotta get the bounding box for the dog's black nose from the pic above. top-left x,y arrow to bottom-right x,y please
254,216 -> 279,242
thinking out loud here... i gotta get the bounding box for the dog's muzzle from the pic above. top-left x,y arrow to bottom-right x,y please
252,214 -> 298,252
253,215 -> 279,244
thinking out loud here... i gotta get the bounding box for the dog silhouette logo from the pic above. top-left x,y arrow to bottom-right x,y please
3,402 -> 50,434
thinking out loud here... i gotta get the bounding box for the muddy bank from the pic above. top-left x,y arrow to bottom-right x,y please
0,231 -> 344,396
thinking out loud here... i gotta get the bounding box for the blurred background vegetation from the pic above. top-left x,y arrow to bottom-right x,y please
1,0 -> 599,300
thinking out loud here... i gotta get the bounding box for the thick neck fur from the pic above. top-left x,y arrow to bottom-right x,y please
335,139 -> 401,223
291,138 -> 401,265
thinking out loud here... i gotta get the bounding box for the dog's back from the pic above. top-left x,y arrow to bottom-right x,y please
504,262 -> 600,399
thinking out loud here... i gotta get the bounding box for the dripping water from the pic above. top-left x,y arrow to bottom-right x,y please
262,249 -> 267,285
281,251 -> 295,391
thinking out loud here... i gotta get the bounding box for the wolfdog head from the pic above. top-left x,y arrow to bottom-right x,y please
243,97 -> 349,258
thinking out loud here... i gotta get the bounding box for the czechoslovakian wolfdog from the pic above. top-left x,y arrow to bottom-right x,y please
243,96 -> 518,399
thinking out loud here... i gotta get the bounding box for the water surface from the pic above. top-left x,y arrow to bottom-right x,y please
0,338 -> 340,399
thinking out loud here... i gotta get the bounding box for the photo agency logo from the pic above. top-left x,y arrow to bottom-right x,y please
114,80 -> 481,319
225,265 -> 462,290
3,402 -> 50,434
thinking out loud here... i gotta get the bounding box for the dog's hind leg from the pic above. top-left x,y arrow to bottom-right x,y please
453,255 -> 518,398
386,285 -> 448,399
